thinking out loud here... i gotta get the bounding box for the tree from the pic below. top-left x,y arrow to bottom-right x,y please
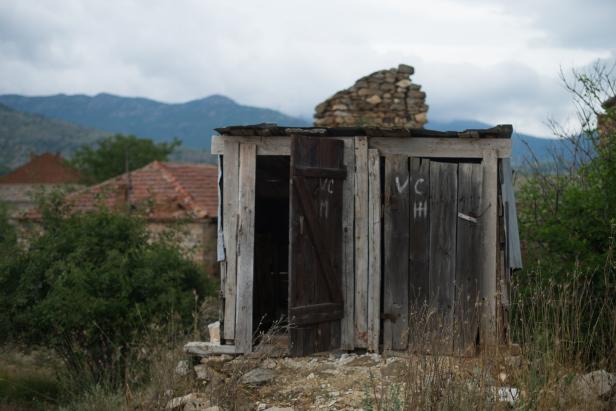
518,60 -> 616,274
70,134 -> 180,184
0,197 -> 212,385
513,61 -> 616,367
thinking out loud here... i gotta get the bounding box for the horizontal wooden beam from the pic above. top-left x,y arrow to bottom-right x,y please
212,135 -> 290,155
212,135 -> 512,158
369,137 -> 511,158
183,341 -> 239,356
289,302 -> 343,326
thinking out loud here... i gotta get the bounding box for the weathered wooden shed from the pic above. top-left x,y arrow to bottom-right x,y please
205,124 -> 521,357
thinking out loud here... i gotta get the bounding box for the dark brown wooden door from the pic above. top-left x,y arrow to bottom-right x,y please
289,135 -> 346,356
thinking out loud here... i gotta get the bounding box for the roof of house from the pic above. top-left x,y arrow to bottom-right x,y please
64,161 -> 218,220
0,153 -> 82,184
215,123 -> 513,139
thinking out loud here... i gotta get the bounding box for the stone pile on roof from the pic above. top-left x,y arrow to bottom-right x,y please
314,64 -> 429,128
0,153 -> 81,184
64,161 -> 218,220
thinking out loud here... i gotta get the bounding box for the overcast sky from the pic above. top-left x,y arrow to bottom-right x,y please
1,0 -> 614,137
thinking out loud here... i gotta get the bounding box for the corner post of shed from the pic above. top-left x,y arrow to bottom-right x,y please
480,148 -> 498,348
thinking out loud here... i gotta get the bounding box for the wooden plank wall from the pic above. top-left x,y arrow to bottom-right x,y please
353,137 -> 369,348
222,141 -> 239,341
340,139 -> 356,350
383,156 -> 410,351
408,158 -> 431,351
215,135 -> 502,355
454,163 -> 483,355
367,149 -> 381,352
235,143 -> 257,353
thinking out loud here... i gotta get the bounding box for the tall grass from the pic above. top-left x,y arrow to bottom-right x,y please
362,244 -> 616,410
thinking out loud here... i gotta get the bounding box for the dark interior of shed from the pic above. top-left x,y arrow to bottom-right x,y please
253,156 -> 290,337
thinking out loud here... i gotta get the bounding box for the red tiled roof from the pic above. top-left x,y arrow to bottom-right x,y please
65,161 -> 218,220
0,153 -> 81,184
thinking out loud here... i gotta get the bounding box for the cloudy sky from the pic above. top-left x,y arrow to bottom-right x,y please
1,0 -> 614,137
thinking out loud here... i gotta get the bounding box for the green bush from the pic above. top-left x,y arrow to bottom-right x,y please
514,61 -> 616,368
0,198 -> 212,386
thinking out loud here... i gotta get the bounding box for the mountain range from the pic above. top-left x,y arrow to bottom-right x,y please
0,93 -> 563,170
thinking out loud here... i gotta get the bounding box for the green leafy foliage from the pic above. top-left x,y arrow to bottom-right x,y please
70,134 -> 180,184
514,61 -> 616,367
0,197 -> 212,385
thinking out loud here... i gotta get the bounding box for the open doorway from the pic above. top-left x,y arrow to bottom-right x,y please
253,156 -> 290,339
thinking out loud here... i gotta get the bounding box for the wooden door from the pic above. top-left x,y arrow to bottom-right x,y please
289,135 -> 346,356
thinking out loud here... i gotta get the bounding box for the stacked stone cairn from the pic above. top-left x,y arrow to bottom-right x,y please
314,64 -> 429,128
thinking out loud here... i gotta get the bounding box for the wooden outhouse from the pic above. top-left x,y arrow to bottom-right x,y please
205,124 -> 521,357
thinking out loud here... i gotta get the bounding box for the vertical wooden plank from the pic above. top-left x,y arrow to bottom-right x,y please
383,156 -> 410,351
341,138 -> 356,350
354,136 -> 369,348
236,143 -> 257,353
367,149 -> 381,352
454,162 -> 483,355
408,157 -> 430,350
481,150 -> 498,347
428,161 -> 458,354
222,140 -> 239,341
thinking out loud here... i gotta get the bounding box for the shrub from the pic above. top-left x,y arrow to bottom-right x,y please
0,199 -> 213,386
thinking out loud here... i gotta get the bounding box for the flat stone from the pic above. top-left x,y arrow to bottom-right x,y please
166,393 -> 197,409
241,367 -> 277,385
366,95 -> 382,105
184,396 -> 212,411
398,64 -> 414,74
207,321 -> 220,344
175,360 -> 190,376
570,370 -> 616,401
415,112 -> 428,124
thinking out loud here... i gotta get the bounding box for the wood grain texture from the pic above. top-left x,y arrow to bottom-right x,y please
480,150 -> 498,347
222,140 -> 239,341
353,136 -> 369,348
367,149 -> 382,352
428,161 -> 458,354
383,155 -> 410,351
408,157 -> 430,351
341,139 -> 356,350
370,137 -> 511,158
212,135 -> 511,158
289,136 -> 345,356
235,143 -> 257,353
454,162 -> 483,356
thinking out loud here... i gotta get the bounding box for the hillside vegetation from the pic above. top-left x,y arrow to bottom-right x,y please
0,103 -> 110,169
0,93 -> 311,150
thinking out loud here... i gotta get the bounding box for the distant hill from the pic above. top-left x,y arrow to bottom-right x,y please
0,103 -> 110,169
428,119 -> 566,167
0,93 -> 566,168
0,93 -> 311,150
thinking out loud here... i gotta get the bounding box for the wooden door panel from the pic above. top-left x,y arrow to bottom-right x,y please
289,135 -> 346,356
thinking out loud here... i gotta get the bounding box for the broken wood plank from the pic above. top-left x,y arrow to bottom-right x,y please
354,136 -> 369,348
383,155 -> 410,351
236,143 -> 257,353
222,140 -> 240,341
367,148 -> 381,352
